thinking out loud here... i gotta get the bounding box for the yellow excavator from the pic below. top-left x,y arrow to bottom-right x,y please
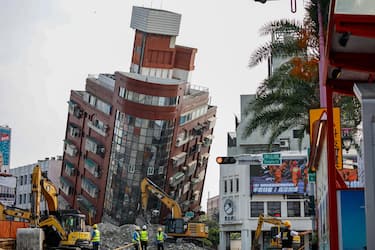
140,177 -> 208,239
1,165 -> 92,249
252,214 -> 311,250
252,214 -> 284,250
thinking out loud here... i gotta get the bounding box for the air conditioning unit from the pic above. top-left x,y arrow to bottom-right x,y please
176,138 -> 183,147
279,139 -> 289,148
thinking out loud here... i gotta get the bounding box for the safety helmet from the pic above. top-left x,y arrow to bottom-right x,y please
142,225 -> 147,230
93,224 -> 98,229
284,220 -> 292,228
158,227 -> 162,232
135,226 -> 141,231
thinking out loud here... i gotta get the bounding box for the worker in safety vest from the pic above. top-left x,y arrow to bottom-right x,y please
156,227 -> 167,250
91,224 -> 101,250
132,226 -> 141,250
140,225 -> 149,250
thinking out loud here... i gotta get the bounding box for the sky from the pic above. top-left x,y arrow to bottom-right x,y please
0,0 -> 305,211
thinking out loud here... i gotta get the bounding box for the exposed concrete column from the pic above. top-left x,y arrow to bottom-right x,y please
241,229 -> 251,250
219,230 -> 230,250
16,228 -> 44,250
354,83 -> 375,250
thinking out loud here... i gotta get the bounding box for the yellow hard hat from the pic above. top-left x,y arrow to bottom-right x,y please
284,220 -> 292,228
135,226 -> 141,231
93,224 -> 98,229
158,227 -> 162,231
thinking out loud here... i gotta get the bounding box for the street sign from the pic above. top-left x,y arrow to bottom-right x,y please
262,153 -> 281,165
309,173 -> 316,182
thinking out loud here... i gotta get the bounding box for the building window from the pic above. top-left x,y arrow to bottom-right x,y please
267,201 -> 281,217
287,201 -> 301,217
24,175 -> 27,185
230,179 -> 233,193
20,176 -> 23,185
236,178 -> 239,192
224,180 -> 227,194
293,129 -> 304,138
251,202 -> 264,217
119,87 -> 126,98
147,166 -> 154,176
128,165 -> 135,173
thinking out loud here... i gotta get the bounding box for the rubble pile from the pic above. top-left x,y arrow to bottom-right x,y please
97,222 -> 211,250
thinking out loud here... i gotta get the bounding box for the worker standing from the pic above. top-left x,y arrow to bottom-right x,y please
132,226 -> 141,250
91,224 -> 101,250
277,221 -> 299,250
156,227 -> 166,250
140,225 -> 149,250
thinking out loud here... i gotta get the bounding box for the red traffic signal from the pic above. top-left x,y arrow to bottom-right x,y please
216,157 -> 236,164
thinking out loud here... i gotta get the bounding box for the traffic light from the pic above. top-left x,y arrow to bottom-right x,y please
216,157 -> 236,164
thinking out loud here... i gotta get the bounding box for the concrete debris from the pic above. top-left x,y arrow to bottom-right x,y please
97,222 -> 211,250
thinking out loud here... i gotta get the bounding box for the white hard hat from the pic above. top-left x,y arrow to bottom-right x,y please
142,225 -> 147,230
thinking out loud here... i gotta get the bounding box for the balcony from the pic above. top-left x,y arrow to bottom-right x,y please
203,135 -> 214,147
171,152 -> 187,167
169,172 -> 185,187
64,161 -> 75,176
190,178 -> 200,188
199,152 -> 210,165
68,123 -> 81,138
60,176 -> 74,195
87,120 -> 108,137
206,117 -> 216,130
184,160 -> 197,176
64,140 -> 78,157
85,137 -> 105,157
81,177 -> 99,198
175,136 -> 191,147
84,158 -> 101,178
68,100 -> 83,119
77,195 -> 96,216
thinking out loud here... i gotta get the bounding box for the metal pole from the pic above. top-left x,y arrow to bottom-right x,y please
326,85 -> 339,250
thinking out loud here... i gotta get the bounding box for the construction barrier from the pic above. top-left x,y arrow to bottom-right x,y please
0,221 -> 29,239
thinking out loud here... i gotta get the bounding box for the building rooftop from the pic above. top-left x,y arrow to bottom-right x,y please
130,6 -> 181,36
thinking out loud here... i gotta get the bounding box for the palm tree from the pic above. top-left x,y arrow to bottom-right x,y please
244,1 -> 360,146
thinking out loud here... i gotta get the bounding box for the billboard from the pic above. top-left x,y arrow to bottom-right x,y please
0,175 -> 16,206
0,126 -> 11,171
250,154 -> 308,194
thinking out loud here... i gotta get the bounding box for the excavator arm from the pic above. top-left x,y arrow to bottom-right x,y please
0,202 -> 32,221
251,214 -> 283,250
140,177 -> 182,218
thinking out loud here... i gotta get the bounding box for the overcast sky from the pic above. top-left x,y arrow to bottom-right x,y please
0,0 -> 305,210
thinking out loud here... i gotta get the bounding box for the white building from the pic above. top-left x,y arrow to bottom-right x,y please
218,152 -> 313,250
10,156 -> 62,210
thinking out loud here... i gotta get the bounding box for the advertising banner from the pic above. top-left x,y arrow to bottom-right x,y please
0,176 -> 16,206
0,127 -> 11,170
250,155 -> 308,194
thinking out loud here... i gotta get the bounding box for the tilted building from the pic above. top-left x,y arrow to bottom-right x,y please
59,6 -> 216,225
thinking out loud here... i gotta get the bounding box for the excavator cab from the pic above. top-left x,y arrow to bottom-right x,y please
60,211 -> 86,233
164,218 -> 186,234
58,210 -> 92,249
